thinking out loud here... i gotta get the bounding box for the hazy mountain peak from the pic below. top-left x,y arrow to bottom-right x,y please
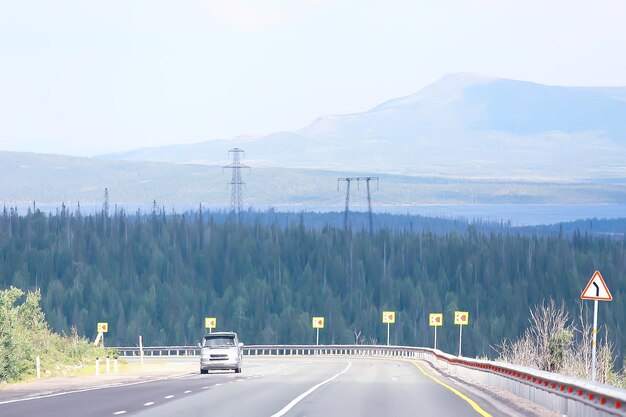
99,73 -> 626,181
298,114 -> 347,137
300,73 -> 497,136
370,72 -> 497,112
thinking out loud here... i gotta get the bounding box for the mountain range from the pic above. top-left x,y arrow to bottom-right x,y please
2,73 -> 626,215
100,73 -> 626,180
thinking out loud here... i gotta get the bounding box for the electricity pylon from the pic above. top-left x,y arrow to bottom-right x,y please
337,177 -> 379,231
223,148 -> 249,217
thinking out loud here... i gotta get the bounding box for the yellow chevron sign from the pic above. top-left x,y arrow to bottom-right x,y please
382,311 -> 396,324
454,311 -> 469,325
205,317 -> 216,329
429,313 -> 443,327
312,317 -> 325,329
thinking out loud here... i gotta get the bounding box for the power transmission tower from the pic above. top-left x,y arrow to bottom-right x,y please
337,177 -> 379,231
223,148 -> 249,217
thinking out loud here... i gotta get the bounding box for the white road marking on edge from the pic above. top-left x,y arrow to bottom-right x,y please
0,374 -> 193,406
144,402 -> 155,406
184,390 -> 192,394
113,412 -> 126,415
165,395 -> 174,399
270,362 -> 352,417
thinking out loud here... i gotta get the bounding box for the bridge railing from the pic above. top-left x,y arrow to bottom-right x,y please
110,344 -> 626,417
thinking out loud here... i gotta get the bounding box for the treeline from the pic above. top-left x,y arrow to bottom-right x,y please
0,206 -> 625,363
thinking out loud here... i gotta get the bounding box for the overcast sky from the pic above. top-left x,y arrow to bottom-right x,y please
1,0 -> 625,156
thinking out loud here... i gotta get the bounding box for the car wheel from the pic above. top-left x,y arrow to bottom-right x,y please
235,367 -> 241,374
200,369 -> 208,374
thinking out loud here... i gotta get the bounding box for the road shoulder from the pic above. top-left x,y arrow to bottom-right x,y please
415,358 -> 560,417
0,361 -> 196,403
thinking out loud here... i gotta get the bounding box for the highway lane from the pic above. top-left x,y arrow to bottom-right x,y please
0,357 -> 509,417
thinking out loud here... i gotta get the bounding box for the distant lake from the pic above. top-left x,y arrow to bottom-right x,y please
292,203 -> 626,226
373,204 -> 626,226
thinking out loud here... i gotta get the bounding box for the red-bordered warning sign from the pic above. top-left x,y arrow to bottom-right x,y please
581,270 -> 613,301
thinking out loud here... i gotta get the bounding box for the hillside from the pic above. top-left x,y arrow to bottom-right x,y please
2,152 -> 626,214
1,208 -> 625,362
100,73 -> 626,180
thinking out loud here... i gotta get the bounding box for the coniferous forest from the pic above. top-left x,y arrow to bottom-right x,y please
1,206 -> 625,363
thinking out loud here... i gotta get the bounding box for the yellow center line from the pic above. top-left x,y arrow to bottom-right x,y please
410,361 -> 492,417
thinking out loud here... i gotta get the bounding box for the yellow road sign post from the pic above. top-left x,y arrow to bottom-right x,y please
312,317 -> 324,345
454,311 -> 469,357
95,322 -> 108,347
382,311 -> 396,346
429,313 -> 443,349
205,317 -> 217,333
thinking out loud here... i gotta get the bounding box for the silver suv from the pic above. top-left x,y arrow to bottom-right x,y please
199,332 -> 243,374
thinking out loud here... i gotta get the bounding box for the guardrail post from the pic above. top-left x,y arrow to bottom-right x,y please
95,358 -> 100,376
139,335 -> 144,364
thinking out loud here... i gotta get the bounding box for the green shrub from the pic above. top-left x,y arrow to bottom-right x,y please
0,287 -> 104,382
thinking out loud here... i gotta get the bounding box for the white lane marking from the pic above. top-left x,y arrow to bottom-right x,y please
113,412 -> 126,415
165,395 -> 174,399
202,386 -> 209,389
214,383 -> 222,387
270,362 -> 352,417
144,402 -> 155,406
184,390 -> 192,394
0,373 -> 195,406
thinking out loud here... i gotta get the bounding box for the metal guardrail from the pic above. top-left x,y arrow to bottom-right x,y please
110,344 -> 626,417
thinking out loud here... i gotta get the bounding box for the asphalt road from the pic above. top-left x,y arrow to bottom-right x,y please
0,357 -> 510,417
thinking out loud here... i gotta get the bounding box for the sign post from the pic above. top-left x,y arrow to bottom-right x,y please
454,311 -> 469,357
429,313 -> 443,350
382,311 -> 395,346
139,335 -> 144,364
96,322 -> 108,347
205,317 -> 217,334
580,270 -> 613,381
312,317 -> 324,345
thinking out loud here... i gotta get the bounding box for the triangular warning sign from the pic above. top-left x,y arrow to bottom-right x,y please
581,270 -> 613,301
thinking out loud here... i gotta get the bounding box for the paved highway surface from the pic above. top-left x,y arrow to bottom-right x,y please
0,357 -> 514,417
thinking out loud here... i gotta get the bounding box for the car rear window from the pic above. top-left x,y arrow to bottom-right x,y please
203,336 -> 235,347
